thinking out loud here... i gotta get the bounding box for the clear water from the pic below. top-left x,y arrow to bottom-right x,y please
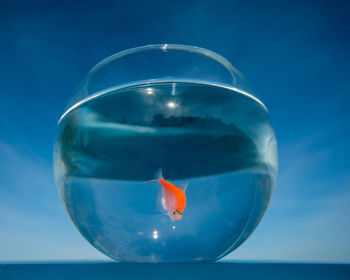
54,81 -> 277,263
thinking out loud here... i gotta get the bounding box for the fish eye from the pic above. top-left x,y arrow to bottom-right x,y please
173,210 -> 178,216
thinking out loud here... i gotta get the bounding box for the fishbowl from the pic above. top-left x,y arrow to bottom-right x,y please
53,44 -> 277,262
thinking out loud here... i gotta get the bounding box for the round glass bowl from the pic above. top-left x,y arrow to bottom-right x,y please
53,44 -> 277,263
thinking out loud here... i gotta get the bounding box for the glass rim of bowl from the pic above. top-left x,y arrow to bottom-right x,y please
59,44 -> 267,124
89,44 -> 243,81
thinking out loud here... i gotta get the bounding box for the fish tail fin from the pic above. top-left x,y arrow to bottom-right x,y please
153,168 -> 163,181
144,168 -> 163,184
143,179 -> 158,184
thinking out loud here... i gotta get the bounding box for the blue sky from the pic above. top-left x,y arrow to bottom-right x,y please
0,0 -> 349,262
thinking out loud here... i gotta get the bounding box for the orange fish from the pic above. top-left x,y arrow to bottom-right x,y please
149,168 -> 188,221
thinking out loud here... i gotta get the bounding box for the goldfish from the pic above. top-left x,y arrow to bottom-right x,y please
148,168 -> 188,221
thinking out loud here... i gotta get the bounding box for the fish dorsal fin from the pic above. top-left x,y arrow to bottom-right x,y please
178,181 -> 189,192
154,168 -> 164,180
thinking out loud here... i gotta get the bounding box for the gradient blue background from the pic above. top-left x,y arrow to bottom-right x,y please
0,0 -> 349,262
